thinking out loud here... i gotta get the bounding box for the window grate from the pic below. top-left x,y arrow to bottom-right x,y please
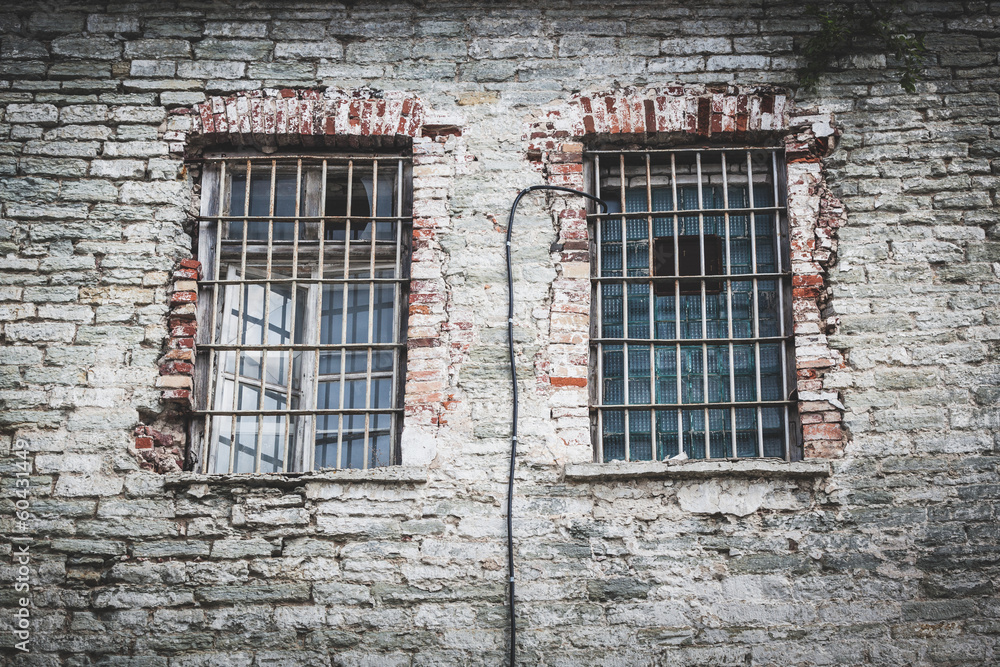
587,148 -> 799,463
194,154 -> 411,473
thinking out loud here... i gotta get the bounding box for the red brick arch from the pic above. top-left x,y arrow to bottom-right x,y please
181,88 -> 426,148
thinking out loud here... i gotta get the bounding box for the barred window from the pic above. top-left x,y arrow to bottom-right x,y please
588,147 -> 799,462
195,153 -> 411,473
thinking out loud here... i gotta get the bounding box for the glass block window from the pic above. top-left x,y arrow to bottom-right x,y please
195,153 -> 410,473
588,148 -> 798,462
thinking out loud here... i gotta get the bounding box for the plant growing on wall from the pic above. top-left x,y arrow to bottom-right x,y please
799,0 -> 926,92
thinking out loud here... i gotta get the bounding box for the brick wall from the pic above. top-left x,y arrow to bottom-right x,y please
0,2 -> 997,665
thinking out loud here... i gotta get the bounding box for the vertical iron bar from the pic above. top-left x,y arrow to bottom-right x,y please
722,152 -> 737,458
229,158 -> 252,475
281,160 -> 302,472
204,160 -> 227,473
336,160 -> 354,469
646,153 -> 656,458
390,159 -> 403,465
311,159 -> 328,472
773,150 -> 792,460
670,153 -> 682,453
595,154 -> 603,462
619,154 -> 630,461
696,153 -> 709,459
363,160 -> 378,469
747,151 -> 764,457
255,159 -> 277,474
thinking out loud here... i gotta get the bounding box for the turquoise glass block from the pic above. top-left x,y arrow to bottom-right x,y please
683,409 -> 705,459
762,407 -> 785,458
735,407 -> 758,457
709,408 -> 730,459
602,345 -> 624,405
603,410 -> 625,461
627,345 -> 651,405
629,410 -> 652,461
656,409 -> 680,459
680,345 -> 704,404
654,345 -> 677,404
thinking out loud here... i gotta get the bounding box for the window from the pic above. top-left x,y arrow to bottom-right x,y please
588,147 -> 799,462
194,153 -> 411,473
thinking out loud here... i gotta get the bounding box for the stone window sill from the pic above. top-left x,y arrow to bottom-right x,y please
563,459 -> 831,481
163,466 -> 428,489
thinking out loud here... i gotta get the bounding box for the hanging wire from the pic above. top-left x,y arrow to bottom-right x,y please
504,185 -> 608,666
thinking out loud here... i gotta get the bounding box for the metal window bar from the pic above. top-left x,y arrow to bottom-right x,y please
587,148 -> 796,463
196,154 -> 412,473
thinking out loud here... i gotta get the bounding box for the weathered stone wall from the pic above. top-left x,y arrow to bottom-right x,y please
0,1 -> 997,665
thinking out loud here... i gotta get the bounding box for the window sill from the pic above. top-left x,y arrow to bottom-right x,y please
563,459 -> 831,481
163,466 -> 428,489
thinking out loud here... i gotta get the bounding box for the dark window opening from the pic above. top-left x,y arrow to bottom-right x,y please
653,235 -> 724,296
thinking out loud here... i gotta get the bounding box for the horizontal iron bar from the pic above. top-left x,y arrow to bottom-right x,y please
585,147 -> 783,155
204,343 -> 404,351
219,241 -> 400,250
200,215 -> 412,222
588,206 -> 784,218
592,336 -> 793,345
592,272 -> 791,282
197,408 -> 404,416
201,277 -> 407,285
592,400 -> 796,410
190,155 -> 412,162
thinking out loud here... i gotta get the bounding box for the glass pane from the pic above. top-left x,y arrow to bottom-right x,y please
679,293 -> 702,339
709,408 -> 730,459
313,413 -> 394,470
599,218 -> 622,278
656,409 -> 679,460
627,345 -> 650,405
731,280 -> 754,338
760,343 -> 783,401
627,284 -> 649,338
654,345 -> 677,404
735,407 -> 758,457
762,407 -> 785,458
601,283 -> 623,338
229,170 -> 304,241
653,290 -> 675,339
324,164 -> 398,241
602,345 -> 624,405
733,345 -> 757,402
602,410 -> 625,462
680,346 -> 703,404
629,410 -> 652,461
706,345 -> 730,403
683,409 -> 705,459
758,280 -> 780,337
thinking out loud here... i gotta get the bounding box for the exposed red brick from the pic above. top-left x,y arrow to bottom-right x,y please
162,389 -> 192,403
170,291 -> 197,305
803,422 -> 843,442
550,377 -> 587,387
160,360 -> 194,376
408,337 -> 441,348
697,97 -> 711,137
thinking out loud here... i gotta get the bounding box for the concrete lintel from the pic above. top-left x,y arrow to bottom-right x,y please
564,459 -> 832,481
164,466 -> 429,489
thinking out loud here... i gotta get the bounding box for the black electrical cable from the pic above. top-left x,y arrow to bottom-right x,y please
504,185 -> 608,667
